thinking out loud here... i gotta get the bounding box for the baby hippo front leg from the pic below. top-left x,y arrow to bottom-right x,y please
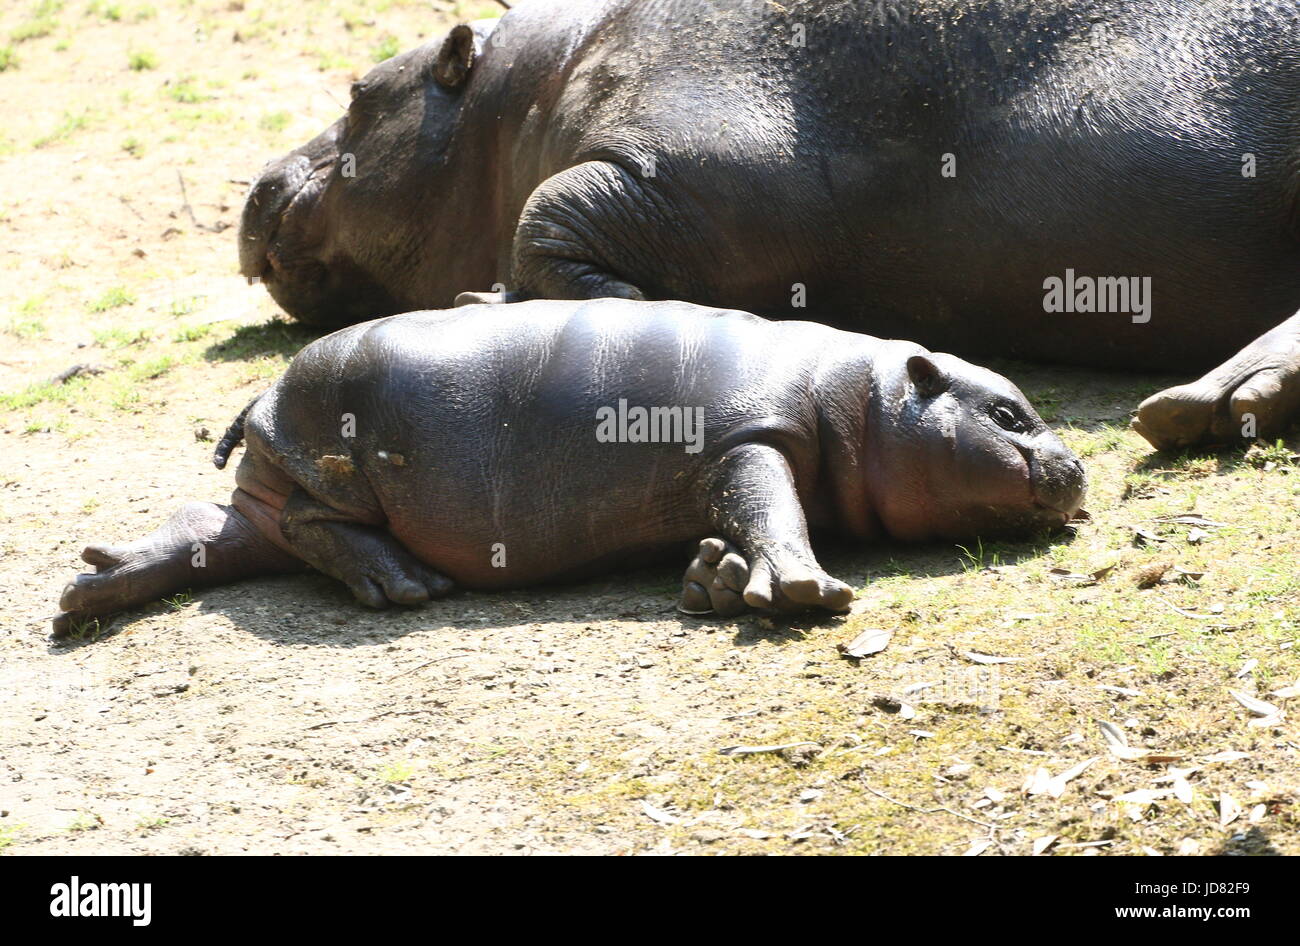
680,444 -> 854,617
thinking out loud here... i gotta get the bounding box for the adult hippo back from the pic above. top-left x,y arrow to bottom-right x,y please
239,0 -> 1300,450
53,300 -> 1083,635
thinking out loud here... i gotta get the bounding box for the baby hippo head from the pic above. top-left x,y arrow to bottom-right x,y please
868,344 -> 1086,542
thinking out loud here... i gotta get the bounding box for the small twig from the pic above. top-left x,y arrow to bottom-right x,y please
305,707 -> 443,731
859,779 -> 995,831
385,653 -> 474,682
492,0 -> 512,8
177,170 -> 224,233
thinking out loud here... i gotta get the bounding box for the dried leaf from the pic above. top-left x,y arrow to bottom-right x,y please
959,650 -> 1024,665
1047,757 -> 1098,798
1202,750 -> 1250,764
1099,684 -> 1142,697
1247,710 -> 1286,729
1229,689 -> 1279,717
1134,562 -> 1170,589
1152,514 -> 1227,527
1218,793 -> 1241,827
838,627 -> 893,658
1186,527 -> 1209,545
1172,776 -> 1194,805
1132,527 -> 1168,545
718,741 -> 820,757
1249,804 -> 1267,824
1234,658 -> 1258,679
1022,767 -> 1053,796
962,838 -> 993,857
1049,567 -> 1099,585
640,800 -> 681,825
1269,679 -> 1300,699
1032,835 -> 1058,856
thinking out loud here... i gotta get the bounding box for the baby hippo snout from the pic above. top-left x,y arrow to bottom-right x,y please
1028,437 -> 1086,519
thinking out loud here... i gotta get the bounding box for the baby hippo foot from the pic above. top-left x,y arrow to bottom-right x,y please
54,501 -> 300,638
453,289 -> 525,307
310,523 -> 454,610
1133,323 -> 1300,449
678,538 -> 854,618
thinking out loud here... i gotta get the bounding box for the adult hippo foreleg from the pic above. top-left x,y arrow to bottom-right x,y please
278,490 -> 454,609
678,444 -> 854,617
456,162 -> 656,307
1133,311 -> 1300,450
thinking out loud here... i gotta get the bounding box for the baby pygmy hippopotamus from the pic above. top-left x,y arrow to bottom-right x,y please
53,300 -> 1085,635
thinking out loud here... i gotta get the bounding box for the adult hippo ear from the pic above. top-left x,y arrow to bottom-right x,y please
906,354 -> 950,398
433,23 -> 483,88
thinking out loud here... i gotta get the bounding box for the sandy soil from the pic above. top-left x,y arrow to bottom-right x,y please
1,1 -> 1296,856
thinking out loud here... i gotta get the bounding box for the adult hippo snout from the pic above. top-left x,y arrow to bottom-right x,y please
237,119 -> 397,326
238,132 -> 334,282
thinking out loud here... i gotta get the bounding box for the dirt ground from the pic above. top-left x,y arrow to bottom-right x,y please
1,1 -> 1297,856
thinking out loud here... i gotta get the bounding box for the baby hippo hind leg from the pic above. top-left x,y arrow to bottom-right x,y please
279,489 -> 453,609
54,499 -> 303,637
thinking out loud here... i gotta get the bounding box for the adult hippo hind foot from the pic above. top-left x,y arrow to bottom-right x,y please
1133,314 -> 1300,450
53,300 -> 1084,636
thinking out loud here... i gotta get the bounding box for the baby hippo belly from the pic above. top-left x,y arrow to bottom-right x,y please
374,445 -> 709,589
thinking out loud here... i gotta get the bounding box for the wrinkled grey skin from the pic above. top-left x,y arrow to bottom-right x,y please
239,0 -> 1300,451
54,300 -> 1084,635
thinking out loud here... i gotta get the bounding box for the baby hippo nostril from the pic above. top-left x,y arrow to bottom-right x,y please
1031,449 -> 1087,517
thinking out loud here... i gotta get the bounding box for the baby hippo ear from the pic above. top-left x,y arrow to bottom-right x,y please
906,354 -> 950,398
434,24 -> 481,89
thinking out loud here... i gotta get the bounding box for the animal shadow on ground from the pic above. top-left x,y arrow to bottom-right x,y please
202,319 -> 320,362
47,526 -> 1080,653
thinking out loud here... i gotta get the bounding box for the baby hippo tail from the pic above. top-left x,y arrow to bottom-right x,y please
213,394 -> 262,470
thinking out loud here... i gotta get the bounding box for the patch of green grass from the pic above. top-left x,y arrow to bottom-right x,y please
120,135 -> 144,156
172,322 -> 213,342
10,19 -> 57,44
88,287 -> 136,313
5,302 -> 46,338
127,49 -> 156,70
371,35 -> 399,63
0,46 -> 17,71
136,816 -> 170,830
258,110 -> 291,133
0,824 -> 21,853
168,294 -> 207,317
311,48 -> 351,71
164,76 -> 211,104
127,354 -> 175,382
163,591 -> 191,611
67,810 -> 101,832
33,110 -> 90,148
92,326 -> 150,348
0,376 -> 88,412
378,761 -> 415,783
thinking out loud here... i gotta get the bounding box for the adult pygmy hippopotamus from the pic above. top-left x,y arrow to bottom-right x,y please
53,300 -> 1084,635
240,0 -> 1300,451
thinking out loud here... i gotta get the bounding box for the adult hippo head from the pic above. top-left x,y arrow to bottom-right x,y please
238,19 -> 500,326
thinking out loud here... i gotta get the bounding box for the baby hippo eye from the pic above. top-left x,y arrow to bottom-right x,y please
991,404 -> 1023,432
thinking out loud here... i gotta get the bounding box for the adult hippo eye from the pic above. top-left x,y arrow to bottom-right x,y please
991,404 -> 1024,432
